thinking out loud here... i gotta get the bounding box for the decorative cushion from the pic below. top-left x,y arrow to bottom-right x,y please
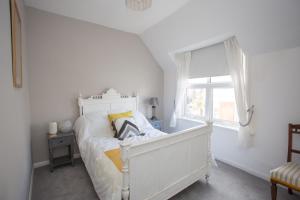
270,162 -> 300,189
108,111 -> 133,123
113,117 -> 141,140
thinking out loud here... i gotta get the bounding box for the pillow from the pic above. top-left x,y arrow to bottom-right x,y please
108,111 -> 133,123
113,117 -> 142,140
133,111 -> 154,131
84,112 -> 114,138
73,116 -> 89,143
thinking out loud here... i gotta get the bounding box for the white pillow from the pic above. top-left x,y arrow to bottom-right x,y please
133,111 -> 154,131
74,112 -> 114,142
73,116 -> 88,143
84,112 -> 114,138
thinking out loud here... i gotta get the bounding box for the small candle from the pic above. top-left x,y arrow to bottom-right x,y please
49,122 -> 58,134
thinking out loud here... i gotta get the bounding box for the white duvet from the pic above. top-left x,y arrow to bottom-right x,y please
74,111 -> 166,200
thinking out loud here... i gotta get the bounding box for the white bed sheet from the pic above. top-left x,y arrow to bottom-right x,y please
74,113 -> 166,200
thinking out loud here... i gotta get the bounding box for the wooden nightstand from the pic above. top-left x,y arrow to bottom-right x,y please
148,119 -> 162,130
48,131 -> 75,172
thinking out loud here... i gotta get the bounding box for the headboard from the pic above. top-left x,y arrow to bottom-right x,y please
78,88 -> 138,116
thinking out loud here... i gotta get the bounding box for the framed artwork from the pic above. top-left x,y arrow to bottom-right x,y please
10,0 -> 22,88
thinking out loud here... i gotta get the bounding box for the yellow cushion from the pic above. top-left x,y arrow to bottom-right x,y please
270,162 -> 300,189
105,148 -> 122,172
108,111 -> 133,123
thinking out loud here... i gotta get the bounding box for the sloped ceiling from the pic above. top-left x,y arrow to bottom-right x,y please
24,0 -> 191,34
141,0 -> 300,71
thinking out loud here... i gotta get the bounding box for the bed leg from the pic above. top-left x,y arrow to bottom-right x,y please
122,189 -> 129,200
205,174 -> 210,183
121,141 -> 131,200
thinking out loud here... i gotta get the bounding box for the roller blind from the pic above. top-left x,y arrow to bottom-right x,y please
189,43 -> 229,78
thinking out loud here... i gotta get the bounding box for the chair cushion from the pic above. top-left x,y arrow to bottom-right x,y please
270,162 -> 300,189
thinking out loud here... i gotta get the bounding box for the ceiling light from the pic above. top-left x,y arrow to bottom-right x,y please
126,0 -> 152,11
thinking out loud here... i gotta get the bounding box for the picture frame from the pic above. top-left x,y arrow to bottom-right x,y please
10,0 -> 22,88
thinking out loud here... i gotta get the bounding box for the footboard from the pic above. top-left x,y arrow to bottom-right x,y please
120,123 -> 212,200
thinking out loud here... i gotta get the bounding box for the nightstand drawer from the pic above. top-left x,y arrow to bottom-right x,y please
49,136 -> 73,147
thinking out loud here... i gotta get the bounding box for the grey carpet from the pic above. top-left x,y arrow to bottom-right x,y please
32,159 -> 299,200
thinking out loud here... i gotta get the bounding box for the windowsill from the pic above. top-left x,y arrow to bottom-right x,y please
179,117 -> 239,132
178,116 -> 205,124
213,123 -> 238,132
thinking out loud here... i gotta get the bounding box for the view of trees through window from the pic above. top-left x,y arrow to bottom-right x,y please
185,88 -> 206,118
184,76 -> 238,126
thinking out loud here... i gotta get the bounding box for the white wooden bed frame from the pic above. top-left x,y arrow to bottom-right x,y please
78,89 -> 212,200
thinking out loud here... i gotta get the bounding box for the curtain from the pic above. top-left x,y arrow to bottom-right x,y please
170,52 -> 192,127
224,37 -> 254,147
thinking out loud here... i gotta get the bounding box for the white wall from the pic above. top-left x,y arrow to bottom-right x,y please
213,47 -> 300,179
141,0 -> 300,125
0,0 -> 32,199
141,0 -> 300,180
26,8 -> 164,163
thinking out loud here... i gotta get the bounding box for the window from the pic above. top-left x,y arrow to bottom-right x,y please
185,88 -> 206,119
184,75 -> 238,127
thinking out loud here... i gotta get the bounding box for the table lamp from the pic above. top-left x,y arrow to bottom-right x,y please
149,97 -> 159,120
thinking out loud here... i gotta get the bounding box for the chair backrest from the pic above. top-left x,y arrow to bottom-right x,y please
287,124 -> 300,162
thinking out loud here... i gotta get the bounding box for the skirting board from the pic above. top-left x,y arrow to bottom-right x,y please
33,153 -> 81,169
216,157 -> 269,181
216,158 -> 296,192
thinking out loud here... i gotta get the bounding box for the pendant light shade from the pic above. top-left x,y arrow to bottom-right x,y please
126,0 -> 152,11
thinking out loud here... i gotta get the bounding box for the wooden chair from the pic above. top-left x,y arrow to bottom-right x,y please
270,124 -> 300,200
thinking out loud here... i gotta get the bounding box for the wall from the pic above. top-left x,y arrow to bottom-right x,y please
0,0 -> 32,200
26,7 -> 164,163
213,47 -> 300,179
141,0 -> 300,125
141,0 -> 300,180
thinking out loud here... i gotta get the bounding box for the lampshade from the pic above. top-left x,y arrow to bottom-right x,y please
126,0 -> 152,11
149,97 -> 159,106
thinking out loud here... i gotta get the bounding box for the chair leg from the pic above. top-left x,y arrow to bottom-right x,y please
288,188 -> 293,195
271,182 -> 277,200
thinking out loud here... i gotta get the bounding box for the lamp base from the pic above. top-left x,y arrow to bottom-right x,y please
150,116 -> 158,120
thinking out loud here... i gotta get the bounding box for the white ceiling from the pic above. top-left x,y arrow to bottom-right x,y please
24,0 -> 191,34
141,0 -> 300,70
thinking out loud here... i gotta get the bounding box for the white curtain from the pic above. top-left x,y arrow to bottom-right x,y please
224,37 -> 254,147
170,52 -> 192,127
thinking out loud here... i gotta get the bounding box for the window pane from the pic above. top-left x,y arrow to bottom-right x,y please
213,88 -> 238,122
211,75 -> 232,83
185,88 -> 206,118
188,77 -> 209,85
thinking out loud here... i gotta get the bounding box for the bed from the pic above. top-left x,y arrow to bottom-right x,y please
74,88 -> 212,200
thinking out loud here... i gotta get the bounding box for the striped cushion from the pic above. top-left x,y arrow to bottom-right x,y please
270,162 -> 300,189
113,117 -> 141,140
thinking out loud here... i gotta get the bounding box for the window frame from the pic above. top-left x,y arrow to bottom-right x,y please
184,76 -> 238,128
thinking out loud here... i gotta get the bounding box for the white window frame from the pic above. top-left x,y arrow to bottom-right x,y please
184,76 -> 238,128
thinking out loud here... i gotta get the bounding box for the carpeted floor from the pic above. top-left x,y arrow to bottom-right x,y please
32,159 -> 299,200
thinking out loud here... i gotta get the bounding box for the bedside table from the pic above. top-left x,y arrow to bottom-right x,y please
48,131 -> 75,172
148,119 -> 162,130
